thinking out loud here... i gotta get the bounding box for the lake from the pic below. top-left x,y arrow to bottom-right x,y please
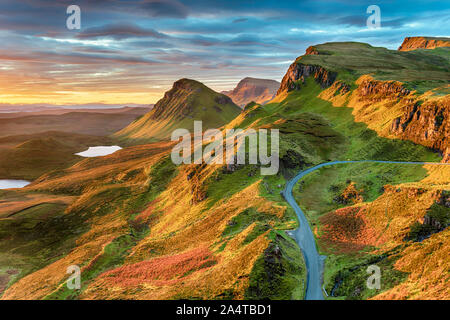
75,146 -> 122,157
0,180 -> 31,189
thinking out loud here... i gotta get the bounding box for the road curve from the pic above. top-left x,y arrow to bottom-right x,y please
283,160 -> 449,300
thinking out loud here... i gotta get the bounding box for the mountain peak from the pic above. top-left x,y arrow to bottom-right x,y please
172,78 -> 205,90
115,79 -> 240,142
398,36 -> 450,51
223,77 -> 280,107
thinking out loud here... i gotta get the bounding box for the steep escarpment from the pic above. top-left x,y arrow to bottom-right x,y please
390,97 -> 449,156
277,62 -> 336,95
223,77 -> 280,107
115,79 -> 240,142
398,36 -> 450,51
319,75 -> 450,158
280,42 -> 449,159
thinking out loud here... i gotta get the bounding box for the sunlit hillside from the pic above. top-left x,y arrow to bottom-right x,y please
0,39 -> 448,301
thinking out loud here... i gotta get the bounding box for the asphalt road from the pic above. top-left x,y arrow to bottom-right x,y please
283,160 -> 449,300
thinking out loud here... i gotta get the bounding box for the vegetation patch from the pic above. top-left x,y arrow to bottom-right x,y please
406,201 -> 450,242
245,231 -> 306,300
324,249 -> 408,300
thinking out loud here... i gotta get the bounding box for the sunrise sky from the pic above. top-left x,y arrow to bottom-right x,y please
0,0 -> 448,106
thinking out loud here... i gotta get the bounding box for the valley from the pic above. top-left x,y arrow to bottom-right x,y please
0,38 -> 448,301
0,107 -> 149,180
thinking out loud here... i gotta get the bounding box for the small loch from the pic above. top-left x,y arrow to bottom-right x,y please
0,180 -> 31,189
75,146 -> 122,157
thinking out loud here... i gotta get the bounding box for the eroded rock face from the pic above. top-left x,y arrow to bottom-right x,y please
390,99 -> 449,155
357,77 -> 411,98
398,36 -> 450,51
443,148 -> 450,163
305,46 -> 319,55
324,75 -> 449,158
277,63 -> 337,95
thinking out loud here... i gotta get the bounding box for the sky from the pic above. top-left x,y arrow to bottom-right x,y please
0,0 -> 448,106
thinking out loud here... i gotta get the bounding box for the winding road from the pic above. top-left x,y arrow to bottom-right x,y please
283,160 -> 449,300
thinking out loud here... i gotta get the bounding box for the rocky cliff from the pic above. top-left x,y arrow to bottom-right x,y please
277,62 -> 337,95
319,74 -> 449,159
222,77 -> 280,107
390,97 -> 449,157
398,36 -> 450,51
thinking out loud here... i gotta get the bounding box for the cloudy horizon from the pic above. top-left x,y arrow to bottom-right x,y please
0,0 -> 448,106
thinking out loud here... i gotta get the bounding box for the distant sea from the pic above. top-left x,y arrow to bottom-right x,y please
0,104 -> 152,113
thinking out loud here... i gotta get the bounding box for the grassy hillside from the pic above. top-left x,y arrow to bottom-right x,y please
273,44 -> 449,299
1,77 -> 444,300
0,138 -> 307,299
297,42 -> 450,93
0,40 -> 448,300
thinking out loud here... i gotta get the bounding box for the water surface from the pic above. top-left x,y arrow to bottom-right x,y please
75,146 -> 122,157
0,180 -> 31,189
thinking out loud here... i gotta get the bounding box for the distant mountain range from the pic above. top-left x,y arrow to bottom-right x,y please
0,104 -> 152,114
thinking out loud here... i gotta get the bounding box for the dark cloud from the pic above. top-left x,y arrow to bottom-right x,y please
184,35 -> 222,47
128,39 -> 175,49
139,0 -> 189,18
76,23 -> 167,40
337,15 -> 365,27
0,49 -> 160,65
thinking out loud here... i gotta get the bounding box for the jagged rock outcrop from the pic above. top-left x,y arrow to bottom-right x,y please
277,62 -> 337,95
277,39 -> 448,161
398,36 -> 450,51
443,147 -> 450,163
222,77 -> 280,108
390,97 -> 449,155
305,46 -> 319,55
280,149 -> 308,170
